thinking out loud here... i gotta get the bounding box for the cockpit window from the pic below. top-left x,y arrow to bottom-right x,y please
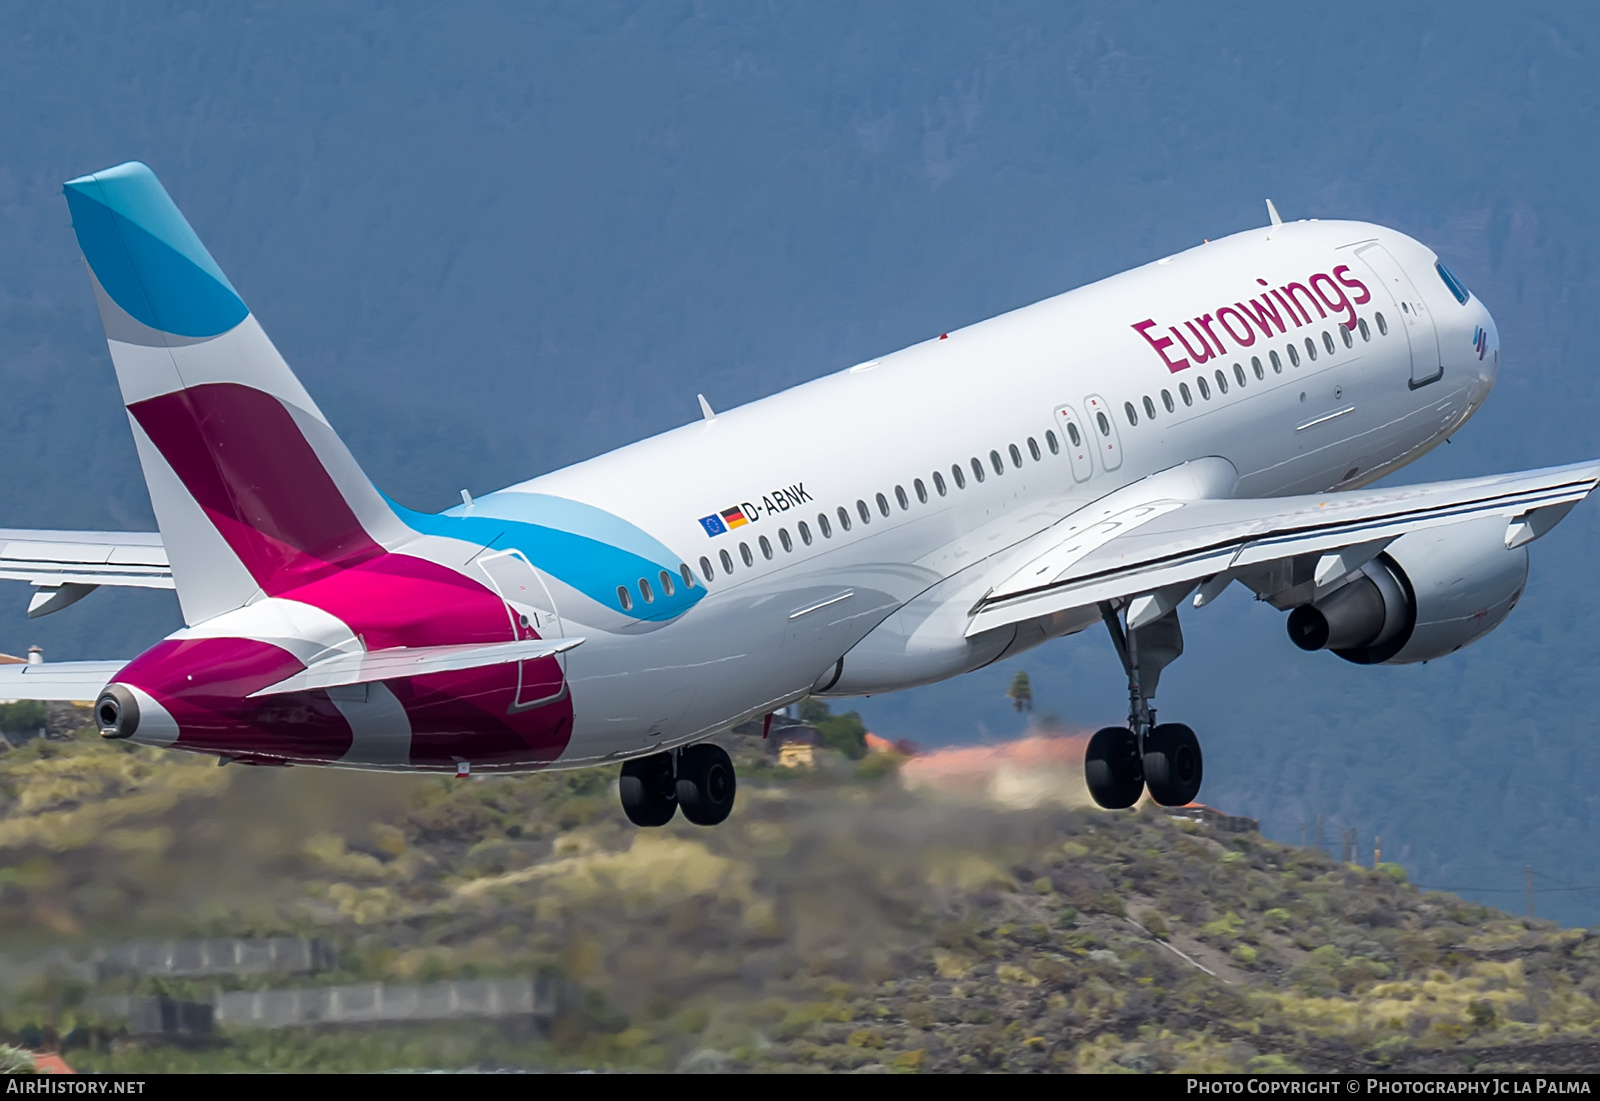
1436,261 -> 1470,305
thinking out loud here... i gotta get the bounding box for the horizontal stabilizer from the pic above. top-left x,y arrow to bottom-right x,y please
0,660 -> 127,702
247,637 -> 584,698
0,529 -> 170,590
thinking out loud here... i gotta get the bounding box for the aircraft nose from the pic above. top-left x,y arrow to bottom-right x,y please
1474,304 -> 1500,391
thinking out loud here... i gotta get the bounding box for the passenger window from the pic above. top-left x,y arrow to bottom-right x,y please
617,586 -> 633,611
1179,382 -> 1192,406
739,543 -> 753,567
699,556 -> 714,583
798,521 -> 812,546
1027,437 -> 1041,461
1161,389 -> 1174,413
759,536 -> 773,560
933,471 -> 947,495
989,450 -> 1004,475
1269,350 -> 1282,373
1251,356 -> 1264,380
876,492 -> 890,517
818,512 -> 832,538
1322,331 -> 1335,354
1233,363 -> 1246,387
914,478 -> 928,503
1305,337 -> 1317,361
1376,312 -> 1388,335
1358,317 -> 1370,341
640,577 -> 655,603
1045,430 -> 1060,454
971,457 -> 986,483
857,499 -> 872,523
952,464 -> 966,489
680,563 -> 695,589
1197,376 -> 1211,400
1287,343 -> 1300,367
720,549 -> 734,574
838,506 -> 852,531
1214,368 -> 1228,394
1009,443 -> 1022,468
1339,324 -> 1353,349
894,485 -> 908,510
660,569 -> 675,596
1124,401 -> 1138,426
1143,395 -> 1156,419
779,528 -> 793,552
1095,411 -> 1111,436
1066,422 -> 1082,447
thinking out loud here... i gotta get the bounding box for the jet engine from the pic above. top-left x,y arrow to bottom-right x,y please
1286,516 -> 1528,665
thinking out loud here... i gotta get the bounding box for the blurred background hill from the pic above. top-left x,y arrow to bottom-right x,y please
0,2 -> 1598,922
5,724 -> 1600,1073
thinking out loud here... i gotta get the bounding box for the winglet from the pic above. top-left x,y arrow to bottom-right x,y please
1266,199 -> 1283,227
697,394 -> 716,421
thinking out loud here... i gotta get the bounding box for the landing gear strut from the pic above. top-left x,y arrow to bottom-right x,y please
619,743 -> 738,827
1085,601 -> 1203,809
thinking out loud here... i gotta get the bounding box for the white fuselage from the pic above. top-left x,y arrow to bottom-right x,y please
477,219 -> 1498,765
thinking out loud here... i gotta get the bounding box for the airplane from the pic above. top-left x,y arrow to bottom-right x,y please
0,162 -> 1593,827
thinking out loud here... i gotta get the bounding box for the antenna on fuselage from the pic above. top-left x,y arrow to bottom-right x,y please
697,393 -> 716,422
1265,199 -> 1283,227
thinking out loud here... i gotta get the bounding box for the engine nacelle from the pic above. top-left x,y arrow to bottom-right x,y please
1286,516 -> 1528,665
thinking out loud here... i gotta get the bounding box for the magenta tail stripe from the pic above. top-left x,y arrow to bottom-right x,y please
129,383 -> 384,591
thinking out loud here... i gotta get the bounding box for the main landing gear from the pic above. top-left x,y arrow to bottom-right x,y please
619,743 -> 737,827
1084,600 -> 1204,809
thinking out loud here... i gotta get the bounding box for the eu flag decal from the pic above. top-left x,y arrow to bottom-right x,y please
698,513 -> 728,537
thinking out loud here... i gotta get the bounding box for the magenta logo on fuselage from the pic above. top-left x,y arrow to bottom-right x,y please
1131,265 -> 1373,374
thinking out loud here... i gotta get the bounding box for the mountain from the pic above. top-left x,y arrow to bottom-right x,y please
0,3 -> 1598,920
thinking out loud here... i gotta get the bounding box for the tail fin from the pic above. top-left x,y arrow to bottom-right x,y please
64,162 -> 408,625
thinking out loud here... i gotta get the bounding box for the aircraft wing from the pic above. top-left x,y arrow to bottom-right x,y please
0,660 -> 128,702
966,460 -> 1600,636
0,530 -> 171,616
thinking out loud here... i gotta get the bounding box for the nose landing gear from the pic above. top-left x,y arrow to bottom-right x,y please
1084,601 -> 1205,809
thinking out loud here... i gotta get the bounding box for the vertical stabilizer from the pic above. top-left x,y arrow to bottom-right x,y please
63,163 -> 408,625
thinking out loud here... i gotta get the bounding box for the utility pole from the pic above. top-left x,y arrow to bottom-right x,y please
1373,835 -> 1381,869
1315,815 -> 1324,855
1526,865 -> 1535,919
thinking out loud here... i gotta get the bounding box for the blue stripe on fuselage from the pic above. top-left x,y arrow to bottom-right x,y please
386,492 -> 702,622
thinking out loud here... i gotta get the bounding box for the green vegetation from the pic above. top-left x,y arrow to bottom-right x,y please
0,701 -> 46,736
1006,671 -> 1033,714
2,724 -> 1600,1072
798,699 -> 868,760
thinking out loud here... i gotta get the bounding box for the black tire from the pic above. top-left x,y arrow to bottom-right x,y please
1143,722 -> 1203,807
619,752 -> 678,827
676,743 -> 737,826
1085,726 -> 1144,809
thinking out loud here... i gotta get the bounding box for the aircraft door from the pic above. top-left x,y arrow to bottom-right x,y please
1356,243 -> 1442,388
1053,405 -> 1095,483
477,549 -> 567,711
1082,394 -> 1123,472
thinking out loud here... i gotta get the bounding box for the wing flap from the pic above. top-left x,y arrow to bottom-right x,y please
0,529 -> 172,591
967,460 -> 1600,636
247,637 -> 584,698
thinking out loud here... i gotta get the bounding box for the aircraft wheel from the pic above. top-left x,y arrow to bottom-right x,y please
1143,723 -> 1203,807
1085,726 -> 1144,809
676,743 -> 737,826
619,752 -> 678,827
